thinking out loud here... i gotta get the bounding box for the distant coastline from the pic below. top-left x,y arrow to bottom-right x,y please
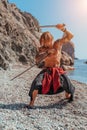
74,57 -> 79,60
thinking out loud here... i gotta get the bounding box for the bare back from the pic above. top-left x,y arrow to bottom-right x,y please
44,29 -> 74,67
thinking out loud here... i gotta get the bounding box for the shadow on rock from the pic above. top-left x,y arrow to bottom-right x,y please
0,99 -> 69,110
0,103 -> 27,110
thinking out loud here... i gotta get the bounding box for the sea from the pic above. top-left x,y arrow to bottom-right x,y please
67,59 -> 87,84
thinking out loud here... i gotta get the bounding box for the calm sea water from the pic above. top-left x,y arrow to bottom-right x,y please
67,59 -> 87,84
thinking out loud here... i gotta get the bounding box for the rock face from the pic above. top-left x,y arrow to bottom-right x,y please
62,42 -> 75,59
0,0 -> 41,69
0,0 -> 75,70
61,42 -> 75,70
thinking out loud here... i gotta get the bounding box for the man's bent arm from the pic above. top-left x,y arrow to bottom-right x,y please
59,28 -> 74,44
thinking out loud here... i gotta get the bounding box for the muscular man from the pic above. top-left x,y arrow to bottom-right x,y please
27,24 -> 75,108
42,24 -> 73,67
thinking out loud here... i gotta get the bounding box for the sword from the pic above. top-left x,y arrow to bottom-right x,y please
10,53 -> 49,81
29,24 -> 65,30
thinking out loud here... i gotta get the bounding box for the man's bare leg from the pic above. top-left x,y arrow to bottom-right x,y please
65,92 -> 71,99
29,90 -> 38,107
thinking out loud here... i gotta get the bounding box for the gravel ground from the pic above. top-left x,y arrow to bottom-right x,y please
0,64 -> 87,130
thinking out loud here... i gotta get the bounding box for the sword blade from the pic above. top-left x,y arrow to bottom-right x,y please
29,25 -> 56,30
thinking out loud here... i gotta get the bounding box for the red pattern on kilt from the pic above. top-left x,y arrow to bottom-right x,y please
42,67 -> 65,94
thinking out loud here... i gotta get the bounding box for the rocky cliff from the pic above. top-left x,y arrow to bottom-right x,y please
61,42 -> 75,70
0,0 -> 75,70
0,0 -> 41,69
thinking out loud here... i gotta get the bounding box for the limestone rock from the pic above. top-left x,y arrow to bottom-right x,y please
61,42 -> 75,70
62,42 -> 75,59
61,51 -> 74,70
0,0 -> 41,69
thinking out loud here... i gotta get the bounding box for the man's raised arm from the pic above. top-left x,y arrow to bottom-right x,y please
56,24 -> 74,44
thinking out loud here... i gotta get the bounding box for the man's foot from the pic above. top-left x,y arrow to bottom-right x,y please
65,92 -> 71,99
68,86 -> 75,103
68,94 -> 73,103
24,105 -> 35,109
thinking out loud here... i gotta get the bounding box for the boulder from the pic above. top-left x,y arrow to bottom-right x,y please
61,51 -> 74,70
61,41 -> 75,70
62,42 -> 75,59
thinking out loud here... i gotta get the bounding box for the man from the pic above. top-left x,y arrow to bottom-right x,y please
27,24 -> 75,108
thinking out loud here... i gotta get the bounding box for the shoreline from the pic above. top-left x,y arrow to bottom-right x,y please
0,65 -> 87,130
71,79 -> 87,85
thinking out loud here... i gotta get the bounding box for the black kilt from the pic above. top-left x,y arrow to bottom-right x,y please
29,69 -> 75,98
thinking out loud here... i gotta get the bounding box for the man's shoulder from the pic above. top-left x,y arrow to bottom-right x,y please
53,39 -> 62,49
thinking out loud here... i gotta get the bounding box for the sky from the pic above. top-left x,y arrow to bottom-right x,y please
8,0 -> 87,59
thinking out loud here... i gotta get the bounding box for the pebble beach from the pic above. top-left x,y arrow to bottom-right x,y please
0,64 -> 87,130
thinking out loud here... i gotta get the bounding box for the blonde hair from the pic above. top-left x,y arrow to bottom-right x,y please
40,32 -> 53,48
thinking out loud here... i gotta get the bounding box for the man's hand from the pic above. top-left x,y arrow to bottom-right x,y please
56,24 -> 65,30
